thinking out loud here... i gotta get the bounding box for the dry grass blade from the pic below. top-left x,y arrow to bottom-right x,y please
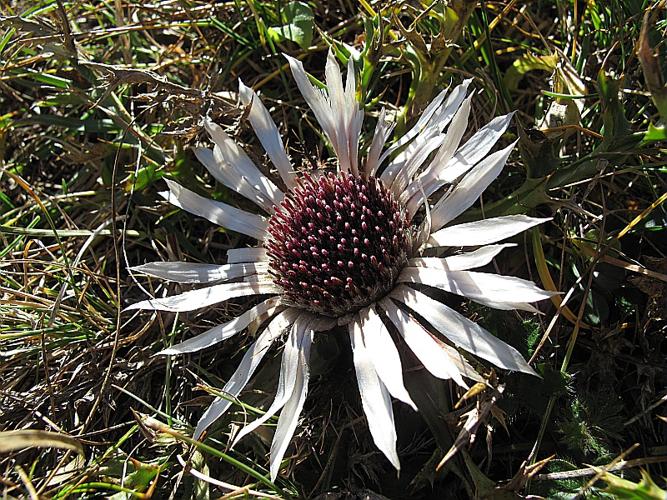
437,386 -> 504,471
0,430 -> 84,456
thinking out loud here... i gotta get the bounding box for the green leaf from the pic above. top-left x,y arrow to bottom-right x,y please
584,287 -> 608,326
461,451 -> 515,499
26,69 -> 72,89
267,1 -> 314,49
503,52 -> 558,92
124,164 -> 163,192
191,451 -> 210,500
518,127 -> 561,178
597,70 -> 631,145
107,459 -> 164,500
598,469 -> 667,500
643,122 -> 667,143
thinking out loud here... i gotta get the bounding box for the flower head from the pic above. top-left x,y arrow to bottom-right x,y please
128,51 -> 555,480
266,171 -> 412,317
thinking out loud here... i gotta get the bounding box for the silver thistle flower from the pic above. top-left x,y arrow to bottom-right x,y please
128,51 -> 555,480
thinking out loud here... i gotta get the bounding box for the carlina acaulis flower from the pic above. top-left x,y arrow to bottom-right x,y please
126,50 -> 556,481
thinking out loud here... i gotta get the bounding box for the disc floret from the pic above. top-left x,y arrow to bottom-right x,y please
265,172 -> 411,317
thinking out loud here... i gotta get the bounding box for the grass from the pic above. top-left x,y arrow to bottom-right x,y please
1,0 -> 666,498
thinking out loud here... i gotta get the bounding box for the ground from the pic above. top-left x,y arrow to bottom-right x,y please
1,1 -> 666,498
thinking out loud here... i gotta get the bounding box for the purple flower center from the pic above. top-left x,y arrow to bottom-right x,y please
265,172 -> 412,318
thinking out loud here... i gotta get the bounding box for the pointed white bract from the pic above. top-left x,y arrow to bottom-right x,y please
380,80 -> 472,190
285,51 -> 363,175
399,94 -> 472,212
160,180 -> 268,240
231,315 -> 309,447
360,305 -> 416,410
405,94 -> 472,197
344,57 -> 364,176
380,298 -> 467,388
202,120 -> 283,208
130,261 -> 268,283
349,315 -> 400,470
226,247 -> 268,264
473,298 -> 542,313
125,280 -> 280,313
398,267 -> 557,307
437,111 -> 516,183
269,316 -> 313,481
428,79 -> 473,132
194,309 -> 299,439
430,141 -> 518,231
377,88 -> 447,166
379,90 -> 447,170
408,244 -> 516,272
428,215 -> 551,247
366,108 -> 395,177
391,285 -> 537,375
381,299 -> 484,385
127,55 -> 557,480
389,134 -> 447,197
193,146 -> 275,213
403,111 -> 516,216
238,80 -> 298,190
158,297 -> 283,355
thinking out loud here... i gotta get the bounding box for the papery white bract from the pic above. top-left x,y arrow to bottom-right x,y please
128,50 -> 555,480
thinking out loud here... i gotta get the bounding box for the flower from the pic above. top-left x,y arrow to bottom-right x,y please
127,51 -> 555,480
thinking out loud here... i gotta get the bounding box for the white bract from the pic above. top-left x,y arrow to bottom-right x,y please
128,50 -> 555,481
